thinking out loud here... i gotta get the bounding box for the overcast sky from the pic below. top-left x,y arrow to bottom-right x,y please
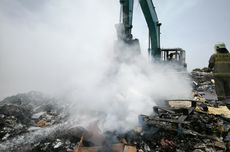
1,1 -> 229,68
0,0 -> 229,99
133,0 -> 230,70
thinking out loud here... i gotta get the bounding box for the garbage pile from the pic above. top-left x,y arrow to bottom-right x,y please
123,68 -> 229,151
0,91 -> 73,152
1,68 -> 230,152
191,68 -> 217,101
137,100 -> 230,152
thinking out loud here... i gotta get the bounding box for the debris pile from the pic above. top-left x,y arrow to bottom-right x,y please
0,91 -> 72,152
138,100 -> 230,151
0,68 -> 230,151
191,68 -> 216,102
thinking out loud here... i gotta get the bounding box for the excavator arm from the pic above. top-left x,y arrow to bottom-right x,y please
119,0 -> 134,41
115,0 -> 140,59
139,0 -> 161,58
116,0 -> 161,58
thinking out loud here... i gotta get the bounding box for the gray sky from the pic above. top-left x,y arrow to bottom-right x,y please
1,0 -> 229,69
133,0 -> 230,70
0,0 -> 229,99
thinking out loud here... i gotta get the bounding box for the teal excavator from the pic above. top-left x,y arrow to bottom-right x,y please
116,0 -> 187,68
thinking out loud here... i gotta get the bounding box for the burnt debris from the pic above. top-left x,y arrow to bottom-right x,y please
0,69 -> 230,152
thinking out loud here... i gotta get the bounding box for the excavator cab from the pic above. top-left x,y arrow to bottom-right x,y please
161,48 -> 187,68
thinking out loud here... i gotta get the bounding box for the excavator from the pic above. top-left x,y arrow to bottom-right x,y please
116,0 -> 187,68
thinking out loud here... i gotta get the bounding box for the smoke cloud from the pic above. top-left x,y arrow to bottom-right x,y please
0,0 -> 192,131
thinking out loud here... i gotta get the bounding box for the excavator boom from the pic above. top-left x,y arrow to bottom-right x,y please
117,0 -> 161,58
119,0 -> 134,41
139,0 -> 161,58
115,0 -> 140,59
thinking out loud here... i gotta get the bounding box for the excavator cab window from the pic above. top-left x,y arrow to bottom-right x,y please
161,48 -> 187,69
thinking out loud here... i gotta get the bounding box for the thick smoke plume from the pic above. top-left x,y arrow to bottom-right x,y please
0,0 -> 192,131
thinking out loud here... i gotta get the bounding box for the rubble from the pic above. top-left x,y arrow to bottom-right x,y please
191,68 -> 216,101
0,91 -> 71,152
0,68 -> 230,151
138,104 -> 230,151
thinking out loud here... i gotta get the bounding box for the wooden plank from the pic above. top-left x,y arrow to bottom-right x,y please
74,143 -> 124,152
124,145 -> 137,152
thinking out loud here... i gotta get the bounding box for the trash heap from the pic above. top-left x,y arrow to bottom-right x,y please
0,68 -> 230,152
191,68 -> 216,101
125,68 -> 230,151
0,91 -> 73,152
137,100 -> 230,152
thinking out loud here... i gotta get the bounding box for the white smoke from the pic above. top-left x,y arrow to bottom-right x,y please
0,0 -> 192,131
